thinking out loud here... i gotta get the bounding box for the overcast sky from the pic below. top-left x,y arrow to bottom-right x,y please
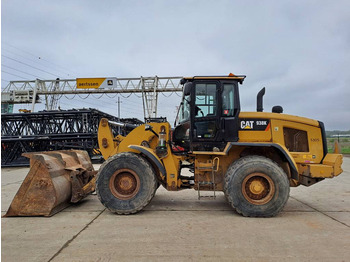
2,0 -> 350,130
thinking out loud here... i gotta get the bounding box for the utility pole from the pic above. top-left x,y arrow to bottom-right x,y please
117,96 -> 121,119
117,96 -> 122,134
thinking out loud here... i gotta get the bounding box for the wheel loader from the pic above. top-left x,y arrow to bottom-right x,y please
5,74 -> 343,217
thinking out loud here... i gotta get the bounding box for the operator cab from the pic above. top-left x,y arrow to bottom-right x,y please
173,74 -> 245,152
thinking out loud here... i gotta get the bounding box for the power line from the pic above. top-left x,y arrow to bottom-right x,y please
121,98 -> 143,105
2,65 -> 41,78
2,42 -> 74,75
100,99 -> 141,114
1,70 -> 28,80
57,99 -> 143,119
102,101 -> 141,115
2,55 -> 60,78
61,96 -> 120,112
99,96 -> 142,110
2,48 -> 71,77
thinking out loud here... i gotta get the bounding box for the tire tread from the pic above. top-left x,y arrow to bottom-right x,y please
96,152 -> 157,215
224,155 -> 290,217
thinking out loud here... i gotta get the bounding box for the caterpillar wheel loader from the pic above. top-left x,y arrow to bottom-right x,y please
4,74 -> 343,217
96,74 -> 343,217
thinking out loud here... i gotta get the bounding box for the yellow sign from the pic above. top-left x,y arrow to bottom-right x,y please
76,78 -> 106,89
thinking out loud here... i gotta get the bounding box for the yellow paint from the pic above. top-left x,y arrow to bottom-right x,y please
309,164 -> 334,178
97,102 -> 342,192
239,129 -> 271,142
239,112 -> 319,127
322,153 -> 343,176
297,153 -> 343,178
250,180 -> 264,194
97,118 -> 117,160
77,78 -> 106,89
98,120 -> 184,190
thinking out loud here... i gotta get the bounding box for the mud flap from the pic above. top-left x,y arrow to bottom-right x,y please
4,150 -> 97,217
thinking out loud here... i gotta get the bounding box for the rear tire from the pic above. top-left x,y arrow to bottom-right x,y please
96,152 -> 157,215
224,155 -> 290,217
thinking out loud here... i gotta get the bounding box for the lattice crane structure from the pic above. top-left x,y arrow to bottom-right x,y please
1,76 -> 183,118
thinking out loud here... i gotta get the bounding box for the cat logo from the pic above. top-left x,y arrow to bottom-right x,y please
239,119 -> 270,131
241,120 -> 254,129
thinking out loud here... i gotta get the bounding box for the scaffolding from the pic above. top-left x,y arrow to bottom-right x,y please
1,108 -> 141,167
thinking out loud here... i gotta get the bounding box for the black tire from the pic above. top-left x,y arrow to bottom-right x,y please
96,152 -> 157,215
224,155 -> 290,217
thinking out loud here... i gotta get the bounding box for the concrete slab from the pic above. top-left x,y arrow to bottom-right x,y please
290,178 -> 350,212
1,167 -> 28,185
146,189 -> 232,211
1,211 -> 103,262
1,183 -> 23,212
324,212 -> 350,227
51,211 -> 350,262
62,194 -> 105,213
293,158 -> 349,207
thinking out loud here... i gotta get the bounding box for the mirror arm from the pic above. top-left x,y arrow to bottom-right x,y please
145,125 -> 159,137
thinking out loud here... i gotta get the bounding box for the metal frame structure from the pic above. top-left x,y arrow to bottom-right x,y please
1,76 -> 183,118
1,108 -> 141,167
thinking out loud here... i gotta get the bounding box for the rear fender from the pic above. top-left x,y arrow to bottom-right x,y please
230,142 -> 299,180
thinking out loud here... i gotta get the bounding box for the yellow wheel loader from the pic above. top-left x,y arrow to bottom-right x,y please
96,74 -> 343,217
5,74 -> 343,217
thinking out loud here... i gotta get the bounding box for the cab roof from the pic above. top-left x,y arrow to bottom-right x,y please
182,73 -> 246,84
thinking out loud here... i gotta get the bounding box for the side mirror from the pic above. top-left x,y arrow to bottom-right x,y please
145,124 -> 159,137
183,82 -> 193,96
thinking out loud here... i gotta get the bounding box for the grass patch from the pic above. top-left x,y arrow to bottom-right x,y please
327,138 -> 350,154
341,147 -> 350,154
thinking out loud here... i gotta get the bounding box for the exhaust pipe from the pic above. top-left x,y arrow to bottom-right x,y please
257,87 -> 265,112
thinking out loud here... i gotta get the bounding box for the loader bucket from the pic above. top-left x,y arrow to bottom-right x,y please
4,150 -> 97,217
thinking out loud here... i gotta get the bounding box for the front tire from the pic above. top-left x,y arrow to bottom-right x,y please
96,152 -> 157,215
224,155 -> 290,217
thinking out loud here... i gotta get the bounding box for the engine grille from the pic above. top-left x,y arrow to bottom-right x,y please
283,127 -> 309,152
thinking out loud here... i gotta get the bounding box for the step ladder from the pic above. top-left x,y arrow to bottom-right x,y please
198,157 -> 219,200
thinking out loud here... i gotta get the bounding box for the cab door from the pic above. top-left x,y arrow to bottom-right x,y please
220,81 -> 240,142
190,81 -> 221,151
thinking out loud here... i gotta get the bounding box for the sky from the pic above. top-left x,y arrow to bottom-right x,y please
1,0 -> 350,130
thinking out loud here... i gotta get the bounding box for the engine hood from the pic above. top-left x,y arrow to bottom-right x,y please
239,112 -> 320,127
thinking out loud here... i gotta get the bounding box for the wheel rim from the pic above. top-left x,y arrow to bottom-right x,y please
109,169 -> 140,200
242,172 -> 275,205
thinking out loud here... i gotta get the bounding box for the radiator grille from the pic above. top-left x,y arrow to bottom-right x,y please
283,127 -> 309,152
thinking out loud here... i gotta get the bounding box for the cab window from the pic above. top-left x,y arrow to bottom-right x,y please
177,94 -> 190,124
222,84 -> 235,116
195,83 -> 217,117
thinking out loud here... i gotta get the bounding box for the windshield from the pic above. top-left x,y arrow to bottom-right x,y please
175,94 -> 190,125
